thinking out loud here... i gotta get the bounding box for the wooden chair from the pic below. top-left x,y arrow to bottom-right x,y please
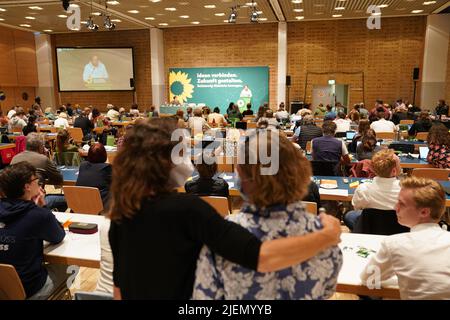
400,120 -> 414,125
62,186 -> 104,215
247,122 -> 257,129
0,264 -> 26,300
376,132 -> 395,140
38,126 -> 57,133
302,201 -> 318,215
67,127 -> 84,144
200,196 -> 230,217
243,116 -> 256,122
12,127 -> 22,133
354,209 -> 409,235
411,168 -> 449,180
416,132 -> 428,141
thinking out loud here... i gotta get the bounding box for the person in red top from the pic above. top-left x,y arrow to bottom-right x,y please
427,123 -> 450,169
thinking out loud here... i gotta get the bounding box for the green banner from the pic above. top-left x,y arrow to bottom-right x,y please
168,66 -> 269,114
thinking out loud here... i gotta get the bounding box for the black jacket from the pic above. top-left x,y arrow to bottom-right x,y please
185,177 -> 229,198
73,116 -> 94,138
0,199 -> 65,297
76,162 -> 112,206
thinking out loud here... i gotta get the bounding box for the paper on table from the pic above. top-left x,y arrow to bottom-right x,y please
319,189 -> 348,196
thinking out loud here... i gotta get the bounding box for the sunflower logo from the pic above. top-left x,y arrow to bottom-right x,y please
169,71 -> 194,104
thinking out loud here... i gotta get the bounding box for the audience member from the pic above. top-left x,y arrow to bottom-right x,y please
426,124 -> 450,169
344,149 -> 401,230
76,143 -> 112,206
361,177 -> 450,300
53,112 -> 69,129
0,162 -> 67,299
408,111 -> 432,136
193,130 -> 342,299
356,129 -> 382,161
185,162 -> 229,197
311,121 -> 350,164
108,118 -> 341,299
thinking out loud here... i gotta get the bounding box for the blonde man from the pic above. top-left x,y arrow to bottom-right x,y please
361,177 -> 450,300
343,149 -> 402,230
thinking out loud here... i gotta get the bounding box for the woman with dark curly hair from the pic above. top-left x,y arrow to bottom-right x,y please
108,118 -> 341,300
427,123 -> 450,169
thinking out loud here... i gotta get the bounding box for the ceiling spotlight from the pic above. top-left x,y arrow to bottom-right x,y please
228,7 -> 237,23
250,0 -> 259,22
87,16 -> 99,31
250,10 -> 259,22
62,0 -> 71,11
104,15 -> 116,30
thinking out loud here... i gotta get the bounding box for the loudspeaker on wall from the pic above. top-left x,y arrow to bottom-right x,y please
286,75 -> 291,86
413,68 -> 420,81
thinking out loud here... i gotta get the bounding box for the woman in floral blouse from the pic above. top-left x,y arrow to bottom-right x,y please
193,130 -> 343,300
427,124 -> 450,169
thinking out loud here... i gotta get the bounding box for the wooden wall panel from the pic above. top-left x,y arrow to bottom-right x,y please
13,30 -> 39,87
288,16 -> 426,108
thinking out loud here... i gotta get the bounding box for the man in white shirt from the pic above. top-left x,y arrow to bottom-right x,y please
188,108 -> 210,135
7,106 -> 17,119
343,149 -> 401,230
361,177 -> 450,300
83,55 -> 109,84
333,112 -> 351,133
106,104 -> 120,122
8,110 -> 27,131
53,112 -> 69,129
370,111 -> 397,133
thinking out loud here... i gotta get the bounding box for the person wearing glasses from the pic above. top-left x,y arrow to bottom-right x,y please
0,162 -> 67,299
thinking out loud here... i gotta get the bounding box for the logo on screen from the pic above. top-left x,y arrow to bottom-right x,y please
169,71 -> 195,104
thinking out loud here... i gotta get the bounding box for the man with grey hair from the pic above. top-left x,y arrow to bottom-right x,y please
11,133 -> 63,186
11,133 -> 67,211
293,115 -> 323,150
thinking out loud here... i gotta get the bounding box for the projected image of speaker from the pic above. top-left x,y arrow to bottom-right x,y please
56,47 -> 135,92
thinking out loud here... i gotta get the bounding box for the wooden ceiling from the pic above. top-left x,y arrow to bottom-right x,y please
0,0 -> 447,34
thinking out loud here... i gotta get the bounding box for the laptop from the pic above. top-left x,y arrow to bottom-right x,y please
346,131 -> 356,140
419,146 -> 429,159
